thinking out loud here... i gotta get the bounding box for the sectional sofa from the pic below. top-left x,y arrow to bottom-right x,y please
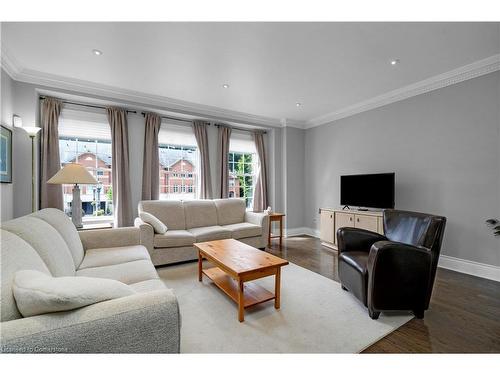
0,208 -> 180,353
135,198 -> 269,266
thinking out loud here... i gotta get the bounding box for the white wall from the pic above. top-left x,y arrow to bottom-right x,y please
0,69 -> 15,220
304,71 -> 500,267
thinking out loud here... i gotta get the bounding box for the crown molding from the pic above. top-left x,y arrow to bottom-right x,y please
2,44 -> 498,130
0,44 -> 22,79
281,118 -> 307,129
306,54 -> 500,128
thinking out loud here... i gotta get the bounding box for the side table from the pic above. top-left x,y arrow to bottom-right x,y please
268,213 -> 285,248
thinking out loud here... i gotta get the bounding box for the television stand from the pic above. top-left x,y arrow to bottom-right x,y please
319,208 -> 384,250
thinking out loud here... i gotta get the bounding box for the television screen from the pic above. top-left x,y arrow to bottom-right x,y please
340,173 -> 395,209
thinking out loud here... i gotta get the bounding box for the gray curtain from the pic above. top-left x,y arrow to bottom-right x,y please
252,131 -> 269,212
40,97 -> 63,210
217,125 -> 232,198
141,112 -> 161,200
106,107 -> 133,227
192,120 -> 212,199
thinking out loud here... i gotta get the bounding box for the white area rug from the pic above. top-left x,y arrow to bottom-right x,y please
157,261 -> 412,353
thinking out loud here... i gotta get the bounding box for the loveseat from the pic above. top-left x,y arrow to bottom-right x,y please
134,198 -> 269,266
0,208 -> 180,353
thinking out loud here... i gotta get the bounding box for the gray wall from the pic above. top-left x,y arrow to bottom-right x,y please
283,126 -> 305,230
0,70 -> 14,220
304,71 -> 500,267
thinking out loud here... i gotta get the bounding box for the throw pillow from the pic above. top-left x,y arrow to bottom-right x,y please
13,270 -> 134,317
139,211 -> 168,234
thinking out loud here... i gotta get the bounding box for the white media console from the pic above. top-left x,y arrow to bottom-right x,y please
319,208 -> 384,250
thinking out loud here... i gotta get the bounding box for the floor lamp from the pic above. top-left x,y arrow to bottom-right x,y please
22,126 -> 42,212
47,163 -> 98,228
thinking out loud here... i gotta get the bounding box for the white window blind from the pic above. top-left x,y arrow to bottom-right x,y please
59,108 -> 111,141
158,122 -> 197,146
229,130 -> 256,153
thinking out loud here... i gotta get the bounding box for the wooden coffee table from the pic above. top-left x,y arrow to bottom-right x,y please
195,238 -> 289,322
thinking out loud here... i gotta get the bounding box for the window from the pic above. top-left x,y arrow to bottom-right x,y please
58,108 -> 113,223
158,123 -> 199,200
229,131 -> 258,208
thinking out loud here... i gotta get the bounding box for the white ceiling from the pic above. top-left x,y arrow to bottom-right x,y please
2,22 -> 499,125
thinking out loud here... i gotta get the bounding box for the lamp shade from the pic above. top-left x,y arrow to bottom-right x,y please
22,126 -> 42,137
47,163 -> 98,185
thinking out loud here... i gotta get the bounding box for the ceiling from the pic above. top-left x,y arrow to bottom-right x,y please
2,22 -> 499,126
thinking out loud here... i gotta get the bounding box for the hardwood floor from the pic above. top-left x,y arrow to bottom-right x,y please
265,235 -> 500,353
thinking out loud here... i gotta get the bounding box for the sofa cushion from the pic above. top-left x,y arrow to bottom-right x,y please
0,230 -> 51,322
78,245 -> 151,270
214,198 -> 246,225
222,222 -> 262,239
129,279 -> 168,293
139,212 -> 167,234
31,208 -> 85,268
188,226 -> 232,242
12,270 -> 134,318
184,200 -> 218,228
139,200 -> 186,230
76,260 -> 159,285
2,216 -> 76,277
154,230 -> 195,248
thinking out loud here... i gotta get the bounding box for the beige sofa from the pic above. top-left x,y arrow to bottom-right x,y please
135,198 -> 269,266
0,208 -> 180,353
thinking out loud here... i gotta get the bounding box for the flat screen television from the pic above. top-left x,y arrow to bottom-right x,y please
340,173 -> 395,209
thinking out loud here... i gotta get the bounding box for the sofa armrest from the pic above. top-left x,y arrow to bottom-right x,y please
245,211 -> 269,247
0,289 -> 180,353
79,227 -> 141,250
134,217 -> 154,253
336,227 -> 387,254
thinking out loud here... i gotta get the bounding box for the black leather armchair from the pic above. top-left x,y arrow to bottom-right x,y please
337,209 -> 446,319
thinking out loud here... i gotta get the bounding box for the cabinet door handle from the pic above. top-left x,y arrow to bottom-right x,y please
349,217 -> 352,221
357,218 -> 360,222
330,215 -> 332,218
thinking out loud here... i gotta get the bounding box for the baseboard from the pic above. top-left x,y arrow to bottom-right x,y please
438,255 -> 500,282
285,227 -> 319,237
287,227 -> 499,282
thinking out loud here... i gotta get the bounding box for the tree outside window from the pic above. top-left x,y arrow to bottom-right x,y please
228,152 -> 258,208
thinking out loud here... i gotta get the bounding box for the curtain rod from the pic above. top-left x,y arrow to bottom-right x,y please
214,123 -> 267,134
39,96 -> 137,115
39,96 -> 267,134
139,111 -> 199,124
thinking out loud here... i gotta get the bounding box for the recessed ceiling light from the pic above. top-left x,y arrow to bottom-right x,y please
296,102 -> 302,107
92,49 -> 103,56
390,59 -> 400,66
222,84 -> 229,89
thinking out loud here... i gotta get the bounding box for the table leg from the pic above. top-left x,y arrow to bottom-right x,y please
238,278 -> 245,322
275,267 -> 281,309
268,219 -> 272,247
198,251 -> 203,282
279,217 -> 283,248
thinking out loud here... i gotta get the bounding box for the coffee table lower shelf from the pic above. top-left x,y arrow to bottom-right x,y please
202,267 -> 275,308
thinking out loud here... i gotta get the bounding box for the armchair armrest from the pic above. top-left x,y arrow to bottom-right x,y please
79,227 -> 141,250
134,217 -> 154,253
336,227 -> 387,254
0,289 -> 180,353
367,241 -> 432,311
245,211 -> 270,247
